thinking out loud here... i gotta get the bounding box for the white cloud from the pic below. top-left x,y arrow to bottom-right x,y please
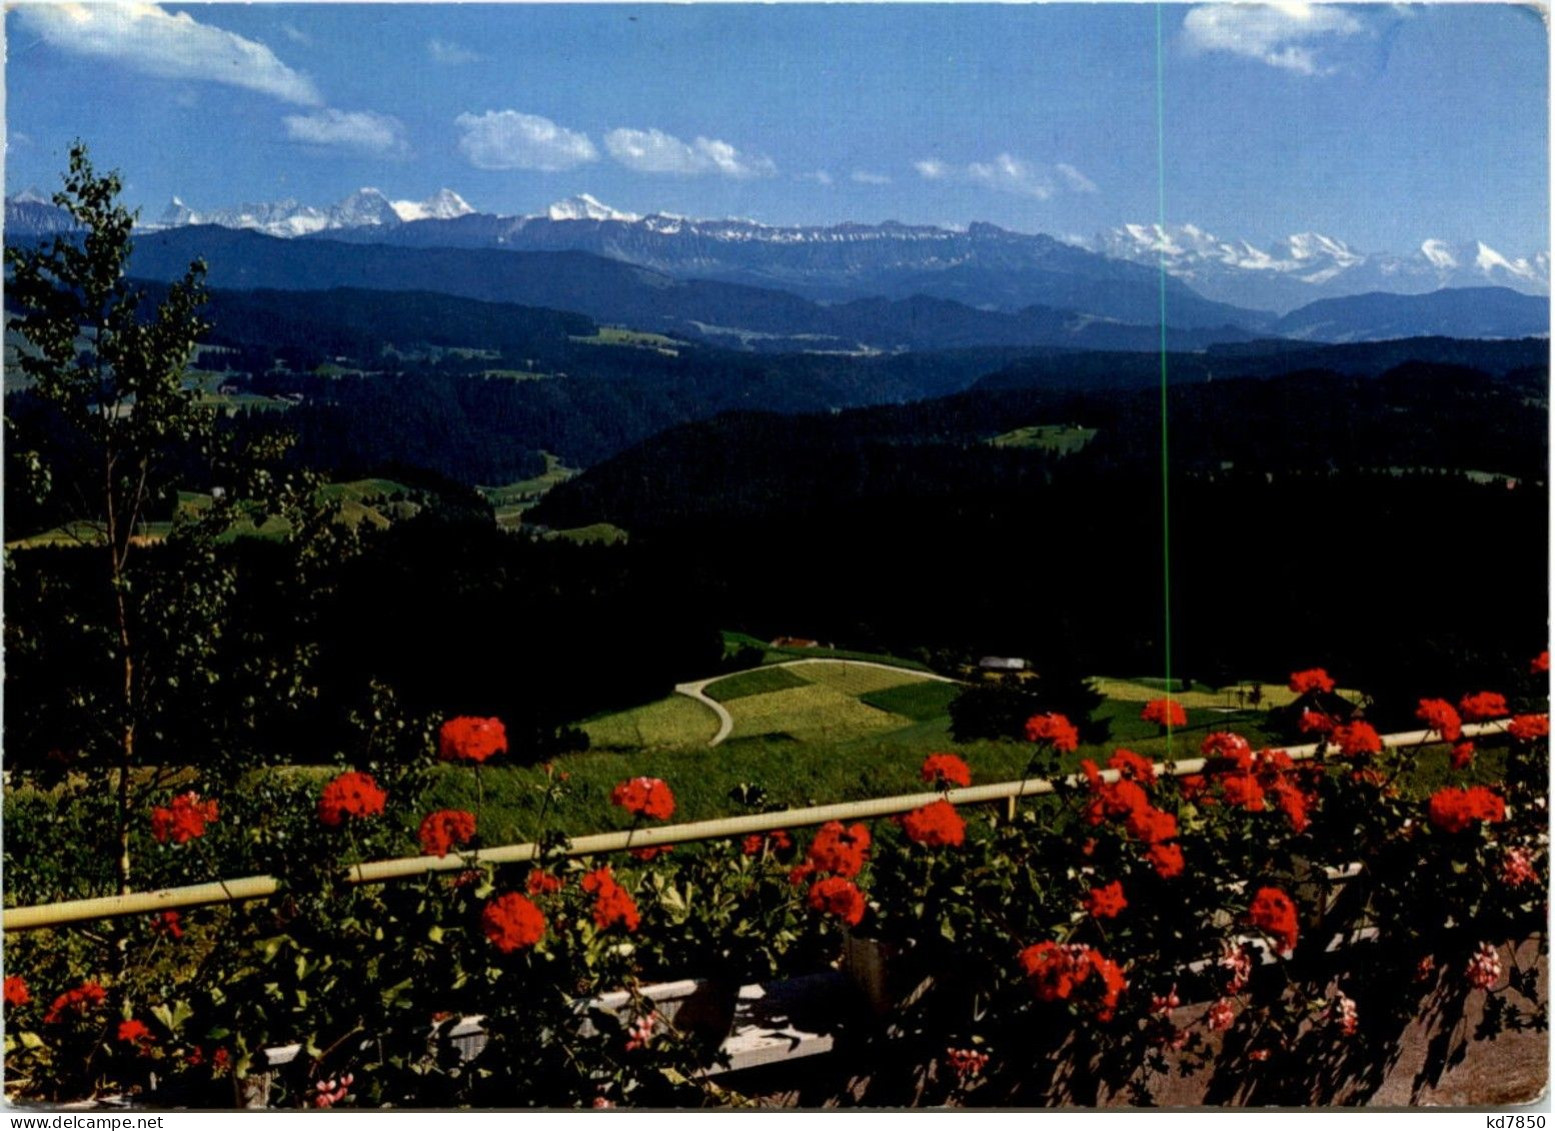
967,153 -> 1053,200
429,38 -> 483,65
914,159 -> 947,180
284,109 -> 409,157
851,170 -> 892,185
1057,163 -> 1097,194
797,170 -> 833,186
1183,3 -> 1364,75
280,22 -> 311,46
15,3 -> 321,105
455,110 -> 598,171
604,127 -> 775,179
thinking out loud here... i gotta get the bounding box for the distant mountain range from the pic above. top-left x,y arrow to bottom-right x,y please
1094,222 -> 1549,313
5,189 -> 1547,346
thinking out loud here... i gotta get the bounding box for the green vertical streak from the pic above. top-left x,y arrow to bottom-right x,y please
1155,3 -> 1174,757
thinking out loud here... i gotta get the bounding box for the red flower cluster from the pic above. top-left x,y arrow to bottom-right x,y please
1108,748 -> 1157,785
1207,997 -> 1235,1032
317,772 -> 387,827
1533,651 -> 1550,675
610,777 -> 676,821
1248,886 -> 1299,953
185,1045 -> 232,1074
1078,759 -> 1184,878
1025,713 -> 1079,752
1140,698 -> 1187,729
1017,942 -> 1127,1021
1198,736 -> 1314,832
791,821 -> 871,884
418,809 -> 477,857
43,981 -> 106,1025
741,829 -> 793,856
1416,699 -> 1463,742
921,752 -> 972,789
481,892 -> 547,952
629,845 -> 672,861
900,799 -> 966,847
117,1019 -> 155,1048
4,976 -> 29,1008
1288,668 -> 1336,695
150,792 -> 219,845
1084,880 -> 1127,919
525,870 -> 564,896
1459,691 -> 1509,722
944,1046 -> 990,1080
1427,786 -> 1506,833
582,866 -> 640,932
438,716 -> 508,764
807,876 -> 867,925
1299,710 -> 1338,736
1331,721 -> 1382,758
1449,740 -> 1476,770
1508,714 -> 1549,743
151,910 -> 184,939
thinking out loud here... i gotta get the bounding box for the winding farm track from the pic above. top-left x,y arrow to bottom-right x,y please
674,658 -> 959,748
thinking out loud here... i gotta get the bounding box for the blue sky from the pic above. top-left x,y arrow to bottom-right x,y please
5,3 -> 1548,254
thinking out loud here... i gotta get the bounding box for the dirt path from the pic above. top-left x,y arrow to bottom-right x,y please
674,658 -> 957,748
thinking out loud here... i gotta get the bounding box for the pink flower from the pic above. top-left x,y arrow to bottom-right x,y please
1330,991 -> 1358,1037
1502,847 -> 1538,887
1207,997 -> 1235,1032
1465,943 -> 1502,991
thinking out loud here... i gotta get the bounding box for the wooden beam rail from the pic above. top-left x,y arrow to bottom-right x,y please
2,721 -> 1510,932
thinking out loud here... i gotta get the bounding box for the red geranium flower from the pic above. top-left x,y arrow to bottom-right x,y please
1082,949 -> 1128,1022
1220,773 -> 1266,812
630,845 -> 672,861
1025,713 -> 1079,752
1140,699 -> 1187,729
1299,710 -> 1338,736
43,981 -> 106,1025
1125,805 -> 1177,846
1288,668 -> 1336,695
1532,651 -> 1549,675
151,910 -> 184,939
418,809 -> 477,857
1248,886 -> 1299,953
317,771 -> 387,827
807,876 -> 867,925
525,869 -> 564,896
1201,732 -> 1253,770
1508,714 -> 1549,743
150,792 -> 219,845
582,866 -> 641,932
1450,740 -> 1476,770
1427,786 -> 1506,834
1084,880 -> 1127,919
795,821 -> 871,881
1269,781 -> 1310,833
921,752 -> 972,789
438,716 -> 508,764
900,799 -> 966,847
3,976 -> 29,1008
117,1019 -> 155,1048
1019,941 -> 1079,1002
1459,691 -> 1509,722
742,829 -> 793,856
481,892 -> 547,952
610,777 -> 676,821
1331,721 -> 1382,758
1108,748 -> 1157,786
1416,699 -> 1463,742
1148,841 -> 1185,878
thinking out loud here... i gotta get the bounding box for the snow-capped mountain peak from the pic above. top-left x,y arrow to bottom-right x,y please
547,194 -> 641,223
391,188 -> 475,222
1093,221 -> 1547,312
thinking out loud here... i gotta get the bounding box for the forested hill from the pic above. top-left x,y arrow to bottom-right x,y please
529,358 -> 1547,692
